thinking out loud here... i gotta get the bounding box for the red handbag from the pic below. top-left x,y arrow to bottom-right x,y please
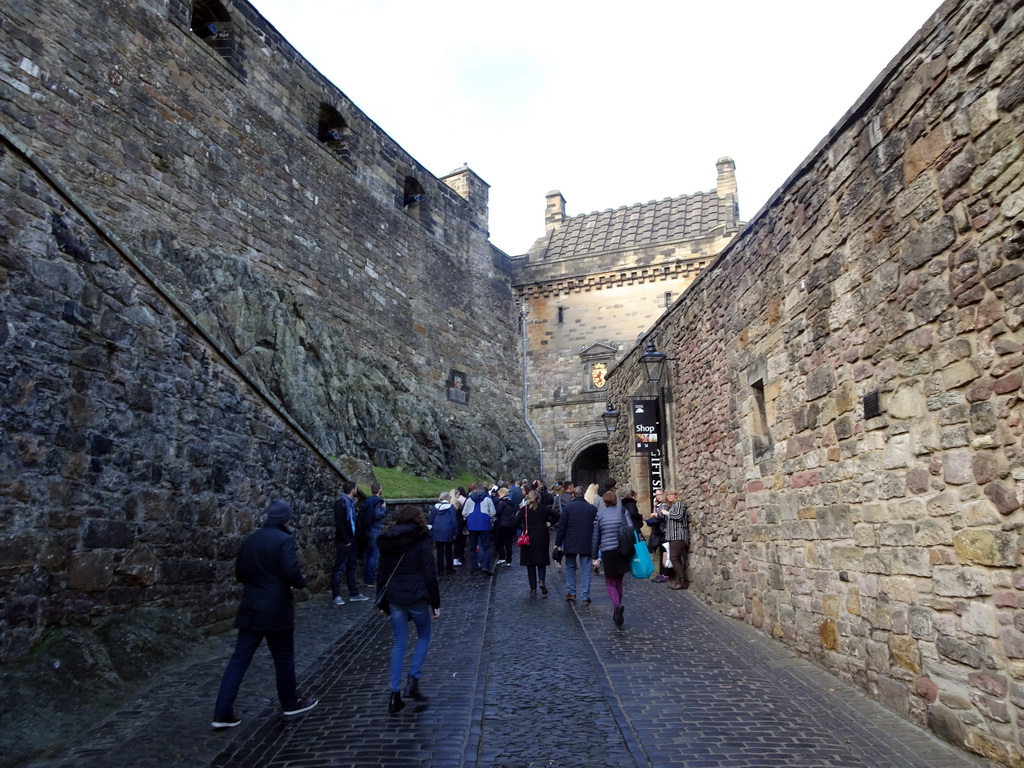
516,508 -> 530,546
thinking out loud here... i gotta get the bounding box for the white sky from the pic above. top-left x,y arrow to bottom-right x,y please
251,0 -> 942,255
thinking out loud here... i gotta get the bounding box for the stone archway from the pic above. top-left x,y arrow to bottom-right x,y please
565,430 -> 609,490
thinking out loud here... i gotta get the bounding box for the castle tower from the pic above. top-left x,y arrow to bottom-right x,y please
510,161 -> 744,493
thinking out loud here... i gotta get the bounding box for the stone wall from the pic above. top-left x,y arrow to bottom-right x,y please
0,0 -> 535,482
0,0 -> 538,660
0,135 -> 342,660
606,0 -> 1024,763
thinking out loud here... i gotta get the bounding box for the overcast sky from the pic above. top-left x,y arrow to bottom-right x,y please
252,0 -> 943,255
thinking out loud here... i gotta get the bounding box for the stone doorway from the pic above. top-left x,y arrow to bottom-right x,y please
571,443 -> 608,489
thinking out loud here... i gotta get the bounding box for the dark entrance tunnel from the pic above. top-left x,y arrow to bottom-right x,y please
570,443 -> 608,490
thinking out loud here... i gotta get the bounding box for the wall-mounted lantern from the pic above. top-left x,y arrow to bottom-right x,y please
601,402 -> 620,434
640,341 -> 667,385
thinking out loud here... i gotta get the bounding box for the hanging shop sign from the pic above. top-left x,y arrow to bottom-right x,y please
633,398 -> 661,453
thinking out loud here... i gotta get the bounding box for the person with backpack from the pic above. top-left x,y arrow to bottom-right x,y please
463,483 -> 496,575
332,480 -> 371,606
592,490 -> 633,626
360,482 -> 387,585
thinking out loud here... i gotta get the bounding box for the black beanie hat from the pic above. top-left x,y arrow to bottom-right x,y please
265,499 -> 293,525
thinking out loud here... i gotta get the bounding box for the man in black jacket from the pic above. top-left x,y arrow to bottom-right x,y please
211,499 -> 318,729
332,480 -> 370,605
555,486 -> 599,604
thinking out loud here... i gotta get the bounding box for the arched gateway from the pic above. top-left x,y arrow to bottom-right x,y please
564,431 -> 609,489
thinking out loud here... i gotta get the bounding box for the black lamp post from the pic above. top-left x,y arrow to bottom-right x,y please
641,340 -> 667,385
601,402 -> 620,434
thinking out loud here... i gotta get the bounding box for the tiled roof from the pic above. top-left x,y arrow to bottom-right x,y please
539,191 -> 732,260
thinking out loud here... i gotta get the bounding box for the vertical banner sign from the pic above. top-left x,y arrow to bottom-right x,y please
649,449 -> 666,515
633,398 -> 661,453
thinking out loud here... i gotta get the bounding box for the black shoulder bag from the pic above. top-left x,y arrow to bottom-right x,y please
374,551 -> 406,609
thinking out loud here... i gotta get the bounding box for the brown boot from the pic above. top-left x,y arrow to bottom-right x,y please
668,579 -> 685,590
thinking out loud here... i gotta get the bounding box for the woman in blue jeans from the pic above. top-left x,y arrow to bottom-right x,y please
376,505 -> 441,713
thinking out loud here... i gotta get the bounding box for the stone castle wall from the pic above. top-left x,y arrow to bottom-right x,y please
1,0 -> 535,482
0,0 -> 537,659
607,0 -> 1024,762
0,137 -> 343,660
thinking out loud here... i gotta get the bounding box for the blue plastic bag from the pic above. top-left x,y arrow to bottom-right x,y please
630,531 -> 655,579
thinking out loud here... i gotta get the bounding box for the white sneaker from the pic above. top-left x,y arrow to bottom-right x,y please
332,596 -> 344,606
283,697 -> 318,716
496,559 -> 506,566
349,594 -> 369,602
453,559 -> 462,567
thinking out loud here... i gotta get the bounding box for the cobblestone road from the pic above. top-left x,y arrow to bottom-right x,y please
29,563 -> 993,768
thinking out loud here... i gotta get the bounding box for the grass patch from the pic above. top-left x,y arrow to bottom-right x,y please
366,467 -> 486,500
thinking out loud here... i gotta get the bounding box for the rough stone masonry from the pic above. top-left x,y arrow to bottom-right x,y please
606,0 -> 1024,764
0,0 -> 537,665
4,0 -> 1024,766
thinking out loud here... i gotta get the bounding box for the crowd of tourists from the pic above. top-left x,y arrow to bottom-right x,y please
208,476 -> 690,724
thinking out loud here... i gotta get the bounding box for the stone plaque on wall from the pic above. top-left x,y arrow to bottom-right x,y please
447,369 -> 469,404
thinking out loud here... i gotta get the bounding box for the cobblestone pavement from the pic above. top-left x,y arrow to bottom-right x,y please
29,564 -> 993,768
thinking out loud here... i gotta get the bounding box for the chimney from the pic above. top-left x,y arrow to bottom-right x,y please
545,190 -> 566,233
716,157 -> 739,227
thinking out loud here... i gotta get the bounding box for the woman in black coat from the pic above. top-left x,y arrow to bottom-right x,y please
377,506 -> 441,713
514,490 -> 560,597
